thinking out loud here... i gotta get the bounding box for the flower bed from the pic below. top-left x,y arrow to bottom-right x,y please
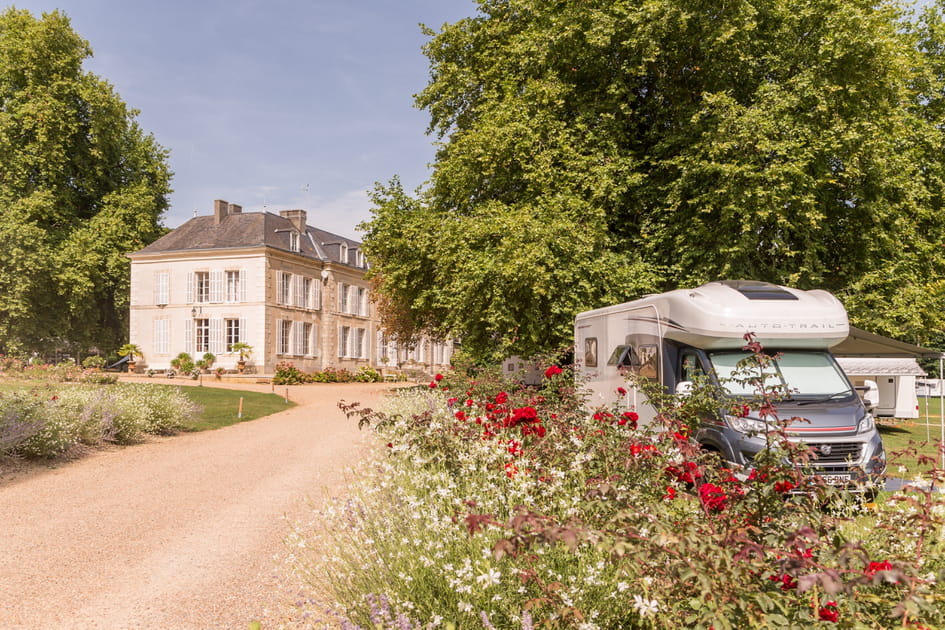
272,362 -> 382,385
288,353 -> 945,629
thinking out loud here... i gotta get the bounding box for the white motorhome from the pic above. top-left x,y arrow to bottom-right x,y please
574,280 -> 885,485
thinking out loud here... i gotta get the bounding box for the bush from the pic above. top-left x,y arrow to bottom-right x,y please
81,355 -> 106,369
273,361 -> 306,385
0,384 -> 199,457
288,348 -> 945,629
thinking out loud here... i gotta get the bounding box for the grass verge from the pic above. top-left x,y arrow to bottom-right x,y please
179,386 -> 293,431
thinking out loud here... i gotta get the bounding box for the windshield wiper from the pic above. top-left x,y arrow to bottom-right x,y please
795,390 -> 854,405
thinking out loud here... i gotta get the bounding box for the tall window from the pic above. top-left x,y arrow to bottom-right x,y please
277,271 -> 292,305
226,270 -> 243,303
339,326 -> 350,357
302,322 -> 312,355
338,283 -> 349,313
302,277 -> 313,309
155,271 -> 169,305
195,318 -> 210,353
354,328 -> 366,359
277,320 -> 291,355
312,277 -> 321,310
358,287 -> 369,316
290,231 -> 300,252
194,272 -> 210,303
225,319 -> 241,351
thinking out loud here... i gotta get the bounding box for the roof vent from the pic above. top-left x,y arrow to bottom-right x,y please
718,280 -> 798,300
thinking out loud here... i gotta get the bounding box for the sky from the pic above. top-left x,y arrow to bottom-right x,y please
6,0 -> 477,239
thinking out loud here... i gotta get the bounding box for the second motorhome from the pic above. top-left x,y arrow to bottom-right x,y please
574,280 -> 886,485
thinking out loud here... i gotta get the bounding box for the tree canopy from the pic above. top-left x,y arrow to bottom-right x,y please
362,0 -> 945,358
0,8 -> 171,355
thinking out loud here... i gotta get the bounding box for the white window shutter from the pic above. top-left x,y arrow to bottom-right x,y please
238,270 -> 247,302
186,272 -> 194,304
210,271 -> 223,303
210,319 -> 223,354
239,318 -> 246,343
293,321 -> 302,355
277,319 -> 284,355
313,279 -> 320,310
312,324 -> 318,356
294,276 -> 304,308
184,319 -> 193,355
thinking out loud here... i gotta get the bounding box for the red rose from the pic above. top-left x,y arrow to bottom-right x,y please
434,373 -> 444,381
544,365 -> 562,378
818,602 -> 838,623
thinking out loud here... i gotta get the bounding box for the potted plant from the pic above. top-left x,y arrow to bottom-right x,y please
118,343 -> 143,373
196,352 -> 216,373
214,366 -> 225,380
170,352 -> 194,375
230,342 -> 253,374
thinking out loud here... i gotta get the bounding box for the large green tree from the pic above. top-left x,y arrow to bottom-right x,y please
0,8 -> 171,355
362,0 -> 945,358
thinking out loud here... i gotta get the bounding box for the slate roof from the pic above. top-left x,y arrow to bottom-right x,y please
131,211 -> 364,267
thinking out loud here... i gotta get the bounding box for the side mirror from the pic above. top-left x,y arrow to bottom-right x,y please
675,381 -> 693,397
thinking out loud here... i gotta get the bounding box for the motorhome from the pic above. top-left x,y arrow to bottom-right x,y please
574,280 -> 886,485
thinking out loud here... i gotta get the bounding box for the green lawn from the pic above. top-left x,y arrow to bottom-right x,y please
177,385 -> 294,431
878,397 -> 944,477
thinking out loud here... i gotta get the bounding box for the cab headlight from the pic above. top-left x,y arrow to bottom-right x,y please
857,413 -> 875,434
725,415 -> 768,435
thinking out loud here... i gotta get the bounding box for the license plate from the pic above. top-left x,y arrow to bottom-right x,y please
819,473 -> 851,486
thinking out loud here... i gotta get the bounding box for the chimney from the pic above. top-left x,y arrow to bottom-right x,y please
279,209 -> 307,233
213,199 -> 229,224
228,203 -> 242,215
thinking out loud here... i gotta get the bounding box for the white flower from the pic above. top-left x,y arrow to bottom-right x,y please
476,567 -> 502,588
458,601 -> 473,613
633,594 -> 660,617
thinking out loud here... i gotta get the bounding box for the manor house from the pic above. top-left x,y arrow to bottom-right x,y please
127,199 -> 452,375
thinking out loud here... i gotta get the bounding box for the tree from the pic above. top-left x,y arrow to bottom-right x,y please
362,0 -> 945,358
0,8 -> 171,355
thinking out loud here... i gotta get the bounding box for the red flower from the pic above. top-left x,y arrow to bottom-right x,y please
428,381 -> 437,389
504,462 -> 518,478
495,392 -> 508,405
768,573 -> 797,591
698,482 -> 728,512
617,411 -> 638,428
774,480 -> 795,493
865,560 -> 893,577
617,386 -> 627,396
455,410 -> 467,421
818,601 -> 839,623
447,397 -> 457,406
663,486 -> 676,500
434,373 -> 444,381
544,365 -> 562,378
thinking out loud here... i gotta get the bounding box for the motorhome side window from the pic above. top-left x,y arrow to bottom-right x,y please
584,337 -> 598,367
607,344 -> 634,368
636,345 -> 660,382
681,352 -> 704,382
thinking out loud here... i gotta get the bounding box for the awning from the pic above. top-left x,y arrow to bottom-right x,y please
835,357 -> 926,377
832,326 -> 945,359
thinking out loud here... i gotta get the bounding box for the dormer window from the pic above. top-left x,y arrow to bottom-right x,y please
355,249 -> 365,268
290,231 -> 300,252
340,243 -> 348,263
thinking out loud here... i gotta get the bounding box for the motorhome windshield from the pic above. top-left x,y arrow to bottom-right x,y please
708,351 -> 854,399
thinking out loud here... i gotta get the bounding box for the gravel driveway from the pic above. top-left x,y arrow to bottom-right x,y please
0,379 -> 395,629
